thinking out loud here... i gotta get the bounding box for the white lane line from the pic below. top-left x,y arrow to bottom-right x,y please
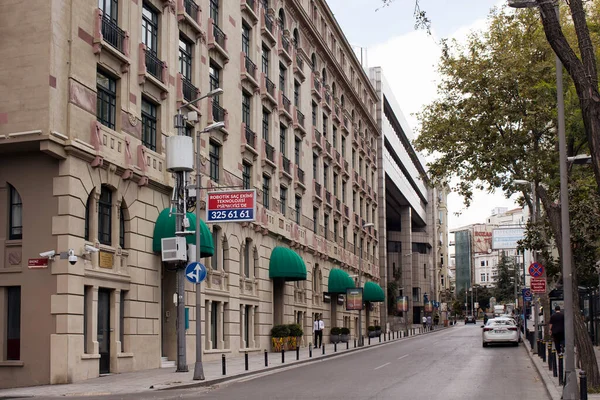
397,354 -> 409,360
374,362 -> 391,370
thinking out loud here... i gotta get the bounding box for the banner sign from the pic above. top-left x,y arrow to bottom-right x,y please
425,301 -> 433,313
346,288 -> 363,311
396,296 -> 409,312
206,190 -> 256,223
491,228 -> 525,250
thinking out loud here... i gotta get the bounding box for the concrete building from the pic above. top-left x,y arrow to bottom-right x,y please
369,67 -> 448,328
0,0 -> 382,388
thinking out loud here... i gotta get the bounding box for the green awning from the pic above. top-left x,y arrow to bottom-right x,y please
328,268 -> 355,294
268,246 -> 307,281
364,281 -> 385,302
152,208 -> 214,257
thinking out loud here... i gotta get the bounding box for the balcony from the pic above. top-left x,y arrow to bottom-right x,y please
241,0 -> 259,24
333,104 -> 341,123
261,9 -> 276,46
344,205 -> 350,221
354,214 -> 359,227
241,123 -> 259,159
241,53 -> 259,89
312,128 -> 322,151
207,98 -> 229,137
278,32 -> 292,64
101,15 -> 126,54
343,159 -> 349,176
208,19 -> 229,64
313,180 -> 323,202
260,74 -> 277,107
93,10 -> 130,70
353,171 -> 360,188
334,150 -> 342,169
311,73 -> 322,100
295,166 -> 306,190
324,140 -> 332,159
138,44 -> 168,97
280,154 -> 293,180
182,77 -> 198,103
293,51 -> 305,82
325,190 -> 332,206
262,140 -> 277,169
335,198 -> 342,215
145,50 -> 165,82
342,115 -> 349,133
322,90 -> 332,112
279,92 -> 292,121
293,108 -> 306,136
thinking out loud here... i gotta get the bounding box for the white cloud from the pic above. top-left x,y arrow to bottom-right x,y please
368,9 -> 518,229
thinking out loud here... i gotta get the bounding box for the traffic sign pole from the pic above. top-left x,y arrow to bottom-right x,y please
194,131 -> 205,381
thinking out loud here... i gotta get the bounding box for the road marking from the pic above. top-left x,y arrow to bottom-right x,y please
397,354 -> 409,360
374,362 -> 391,370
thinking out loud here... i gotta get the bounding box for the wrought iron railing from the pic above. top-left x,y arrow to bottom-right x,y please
281,36 -> 290,54
265,142 -> 275,162
324,91 -> 331,105
313,76 -> 321,92
101,16 -> 126,54
246,0 -> 255,12
314,181 -> 322,196
282,94 -> 291,113
314,129 -> 321,144
344,205 -> 349,218
325,190 -> 331,204
146,51 -> 164,81
265,76 -> 275,97
297,168 -> 305,184
264,14 -> 274,33
245,126 -> 256,148
325,140 -> 331,154
184,0 -> 199,21
336,198 -> 341,211
245,55 -> 257,79
182,77 -> 197,102
213,23 -> 226,49
296,109 -> 305,127
296,53 -> 304,71
282,156 -> 291,174
213,102 -> 225,122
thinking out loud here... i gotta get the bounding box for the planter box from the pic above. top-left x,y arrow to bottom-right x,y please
368,331 -> 377,338
340,334 -> 350,343
330,334 -> 341,344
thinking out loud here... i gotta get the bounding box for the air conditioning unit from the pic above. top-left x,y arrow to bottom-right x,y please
161,237 -> 187,262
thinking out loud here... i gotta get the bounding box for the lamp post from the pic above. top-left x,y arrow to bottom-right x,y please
508,1 -> 577,397
174,88 -> 223,377
358,222 -> 375,346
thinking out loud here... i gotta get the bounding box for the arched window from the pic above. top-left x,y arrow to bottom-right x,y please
8,184 -> 22,240
211,226 -> 221,270
312,264 -> 320,293
98,185 -> 112,245
278,8 -> 285,30
253,247 -> 259,278
311,53 -> 317,71
293,28 -> 299,48
332,82 -> 336,97
119,200 -> 127,248
322,69 -> 327,86
358,120 -> 362,132
340,95 -> 345,108
222,233 -> 229,272
351,109 -> 355,122
243,238 -> 252,278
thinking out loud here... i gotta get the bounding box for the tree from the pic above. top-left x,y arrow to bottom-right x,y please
411,6 -> 600,387
493,254 -> 518,303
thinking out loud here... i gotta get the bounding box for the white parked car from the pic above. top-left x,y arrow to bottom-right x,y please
482,318 -> 519,347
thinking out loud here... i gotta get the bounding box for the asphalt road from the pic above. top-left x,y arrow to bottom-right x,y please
35,323 -> 549,400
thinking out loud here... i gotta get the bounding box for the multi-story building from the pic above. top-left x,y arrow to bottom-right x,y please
369,67 -> 447,327
0,0 -> 381,388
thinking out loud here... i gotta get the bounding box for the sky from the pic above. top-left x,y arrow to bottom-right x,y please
326,0 -> 520,229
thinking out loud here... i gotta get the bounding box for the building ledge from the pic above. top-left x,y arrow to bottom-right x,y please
0,361 -> 24,367
117,352 -> 134,358
81,354 -> 101,360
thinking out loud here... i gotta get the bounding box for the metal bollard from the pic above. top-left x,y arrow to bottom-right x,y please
322,344 -> 325,355
264,349 -> 268,367
580,370 -> 588,400
552,350 -> 557,377
368,336 -> 371,345
558,354 -> 564,385
245,351 -> 249,371
334,342 -> 337,352
309,344 -> 312,358
537,340 -> 541,358
379,334 -> 382,343
282,349 -> 285,364
346,341 -> 349,350
541,341 -> 546,363
354,338 -> 357,348
296,345 -> 300,361
222,354 -> 226,375
547,342 -> 552,369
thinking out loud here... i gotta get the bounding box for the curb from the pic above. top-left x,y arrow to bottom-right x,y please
522,338 -> 561,400
157,326 -> 453,391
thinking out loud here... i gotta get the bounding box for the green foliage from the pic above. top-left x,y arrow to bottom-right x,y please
270,324 -> 290,338
367,325 -> 376,332
288,324 -> 303,337
330,327 -> 341,335
493,254 -> 518,303
375,325 -> 382,331
340,327 -> 350,335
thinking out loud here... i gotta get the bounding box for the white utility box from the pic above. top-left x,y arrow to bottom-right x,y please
187,244 -> 197,262
161,237 -> 187,262
166,135 -> 194,172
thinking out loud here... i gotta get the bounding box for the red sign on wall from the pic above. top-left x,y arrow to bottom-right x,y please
206,190 -> 256,223
28,258 -> 49,268
531,278 -> 547,293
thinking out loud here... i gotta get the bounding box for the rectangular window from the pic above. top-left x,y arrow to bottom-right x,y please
211,301 -> 218,349
261,45 -> 270,76
6,286 -> 21,360
98,187 -> 112,245
119,290 -> 126,352
119,203 -> 125,248
352,149 -> 356,169
313,207 -> 318,232
480,273 -> 485,282
210,0 -> 219,24
242,22 -> 250,55
242,91 -> 251,126
322,115 -> 327,136
332,127 -> 337,149
333,220 -> 338,242
244,304 -> 251,345
324,214 -> 329,240
295,195 -> 301,224
313,153 -> 318,180
142,3 -> 158,54
480,261 -> 485,267
84,286 -> 90,353
341,136 -> 346,158
262,175 -> 270,209
342,181 -> 346,203
312,102 -> 317,126
141,99 -> 157,151
209,141 -> 220,182
352,191 -> 356,210
96,70 -> 117,129
343,226 -> 347,249
294,80 -> 300,107
179,37 -> 192,81
99,0 -> 118,21
8,186 -> 22,240
279,125 -> 287,155
211,229 -> 219,270
294,136 -> 301,165
262,109 -> 270,142
333,173 -> 338,197
209,62 -> 221,105
280,186 -> 287,216
242,163 -> 251,189
353,233 -> 357,254
323,163 -> 328,188
279,63 -> 286,94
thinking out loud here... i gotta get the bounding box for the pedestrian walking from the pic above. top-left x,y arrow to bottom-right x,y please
427,315 -> 432,331
433,314 -> 440,326
422,315 -> 427,331
549,305 -> 565,353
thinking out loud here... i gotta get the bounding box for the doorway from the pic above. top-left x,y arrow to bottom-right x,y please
98,288 -> 111,374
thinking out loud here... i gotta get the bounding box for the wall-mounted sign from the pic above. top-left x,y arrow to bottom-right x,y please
323,293 -> 331,303
206,190 -> 256,223
28,258 -> 48,269
396,296 -> 409,312
424,301 -> 433,313
99,251 -> 114,269
337,294 -> 345,305
346,288 -> 363,311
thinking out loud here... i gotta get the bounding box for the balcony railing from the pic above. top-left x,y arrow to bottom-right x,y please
315,181 -> 322,196
182,77 -> 197,102
324,91 -> 331,105
344,205 -> 349,218
313,76 -> 321,92
245,126 -> 256,148
184,0 -> 199,21
296,109 -> 305,127
296,53 -> 304,70
213,102 -> 225,122
265,76 -> 275,98
325,140 -> 331,154
245,55 -> 257,79
146,50 -> 164,82
282,94 -> 291,113
314,129 -> 321,144
282,156 -> 291,175
246,0 -> 255,11
101,16 -> 126,54
265,142 -> 275,162
344,160 -> 348,171
325,190 -> 331,204
282,35 -> 290,54
264,14 -> 274,33
297,167 -> 305,184
213,23 -> 226,49
336,198 -> 341,211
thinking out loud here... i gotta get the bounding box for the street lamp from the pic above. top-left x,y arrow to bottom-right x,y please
508,1 -> 578,398
173,88 -> 223,379
358,221 -> 375,346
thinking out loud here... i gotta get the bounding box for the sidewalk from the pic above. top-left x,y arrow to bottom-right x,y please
0,326 -> 448,398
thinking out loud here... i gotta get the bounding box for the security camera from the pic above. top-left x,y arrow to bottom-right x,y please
40,250 -> 56,258
84,244 -> 100,254
68,249 -> 78,265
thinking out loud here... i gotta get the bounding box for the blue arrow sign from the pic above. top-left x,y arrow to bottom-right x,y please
185,262 -> 207,284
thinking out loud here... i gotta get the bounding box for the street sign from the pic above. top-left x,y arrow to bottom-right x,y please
531,278 -> 547,293
185,262 -> 207,284
528,262 -> 544,278
346,288 -> 363,311
206,190 -> 256,223
522,288 -> 532,302
28,258 -> 48,269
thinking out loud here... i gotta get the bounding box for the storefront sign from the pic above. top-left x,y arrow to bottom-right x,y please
346,288 -> 363,310
396,296 -> 409,312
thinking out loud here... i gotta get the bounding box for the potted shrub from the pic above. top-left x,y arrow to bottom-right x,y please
367,325 -> 377,338
340,327 -> 350,343
330,327 -> 341,343
375,325 -> 382,336
271,324 -> 290,352
287,323 -> 303,350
